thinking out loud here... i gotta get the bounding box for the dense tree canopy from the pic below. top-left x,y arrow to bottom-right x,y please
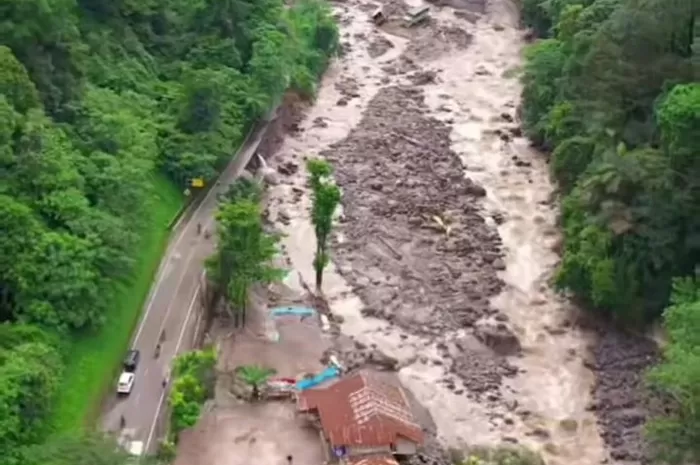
521,0 -> 699,323
0,0 -> 337,460
521,0 -> 699,459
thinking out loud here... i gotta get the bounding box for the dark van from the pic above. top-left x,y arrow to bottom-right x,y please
123,349 -> 140,372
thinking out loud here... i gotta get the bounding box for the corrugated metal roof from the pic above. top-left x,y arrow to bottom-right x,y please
297,371 -> 424,447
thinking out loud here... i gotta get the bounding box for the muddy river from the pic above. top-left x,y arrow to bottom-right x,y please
257,0 -> 626,464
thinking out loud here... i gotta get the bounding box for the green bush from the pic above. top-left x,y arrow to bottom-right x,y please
457,446 -> 545,465
169,348 -> 217,441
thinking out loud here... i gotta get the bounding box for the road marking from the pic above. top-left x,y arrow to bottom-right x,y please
153,248 -> 197,346
131,143 -> 249,346
176,281 -> 201,352
143,388 -> 167,454
143,282 -> 201,453
191,311 -> 202,347
164,125 -> 262,251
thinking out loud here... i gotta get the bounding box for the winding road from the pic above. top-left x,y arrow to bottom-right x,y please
101,109 -> 279,454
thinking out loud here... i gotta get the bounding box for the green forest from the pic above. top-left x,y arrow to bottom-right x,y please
0,0 -> 337,461
520,0 -> 699,461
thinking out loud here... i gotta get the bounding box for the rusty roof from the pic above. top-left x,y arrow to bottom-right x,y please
348,455 -> 400,465
297,371 -> 424,447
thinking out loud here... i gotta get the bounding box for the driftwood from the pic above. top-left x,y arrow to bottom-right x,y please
298,272 -> 332,316
391,130 -> 441,157
376,235 -> 403,260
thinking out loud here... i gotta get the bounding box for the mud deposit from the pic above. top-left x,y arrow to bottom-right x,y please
239,0 -> 659,464
324,86 -> 504,335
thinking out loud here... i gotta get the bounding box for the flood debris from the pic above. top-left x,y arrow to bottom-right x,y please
589,328 -> 659,463
371,6 -> 387,25
323,85 -> 505,337
403,5 -> 431,28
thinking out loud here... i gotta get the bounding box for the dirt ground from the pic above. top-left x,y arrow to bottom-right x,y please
174,403 -> 325,465
174,283 -> 330,465
588,327 -> 659,463
216,286 -> 330,378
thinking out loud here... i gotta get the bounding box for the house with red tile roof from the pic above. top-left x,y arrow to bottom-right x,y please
296,371 -> 424,465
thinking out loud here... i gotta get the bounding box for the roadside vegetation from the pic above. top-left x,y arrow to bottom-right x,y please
0,0 -> 338,461
520,0 -> 698,461
207,178 -> 286,327
167,349 -> 217,444
450,446 -> 544,465
23,433 -> 136,465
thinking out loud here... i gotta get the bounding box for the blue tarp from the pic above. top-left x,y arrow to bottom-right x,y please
270,306 -> 316,318
296,366 -> 341,391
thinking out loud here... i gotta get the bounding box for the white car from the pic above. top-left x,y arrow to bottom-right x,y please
117,372 -> 135,395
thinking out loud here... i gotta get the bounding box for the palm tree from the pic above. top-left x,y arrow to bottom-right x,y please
235,365 -> 276,400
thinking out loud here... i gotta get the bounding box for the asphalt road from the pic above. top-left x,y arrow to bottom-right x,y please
102,111 -> 278,454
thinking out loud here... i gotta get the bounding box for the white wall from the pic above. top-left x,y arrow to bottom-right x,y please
395,437 -> 417,455
347,445 -> 392,456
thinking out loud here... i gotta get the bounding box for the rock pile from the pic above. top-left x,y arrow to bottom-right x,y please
473,320 -> 521,356
590,329 -> 659,463
323,85 -> 505,338
442,336 -> 518,398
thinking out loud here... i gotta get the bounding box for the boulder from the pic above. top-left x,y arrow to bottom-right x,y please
473,321 -> 521,356
367,349 -> 399,371
276,161 -> 299,176
261,167 -> 279,186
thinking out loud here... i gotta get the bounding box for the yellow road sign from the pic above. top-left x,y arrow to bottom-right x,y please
191,177 -> 205,188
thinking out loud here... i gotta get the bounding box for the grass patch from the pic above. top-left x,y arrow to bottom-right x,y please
48,173 -> 183,435
450,446 -> 545,465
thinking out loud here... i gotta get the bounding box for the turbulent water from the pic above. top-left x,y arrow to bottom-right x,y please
263,0 -> 608,463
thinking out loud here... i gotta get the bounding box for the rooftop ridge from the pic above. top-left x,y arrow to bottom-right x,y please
348,384 -> 420,428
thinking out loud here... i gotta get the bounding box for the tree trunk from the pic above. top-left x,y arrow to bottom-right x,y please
315,265 -> 323,290
315,243 -> 324,290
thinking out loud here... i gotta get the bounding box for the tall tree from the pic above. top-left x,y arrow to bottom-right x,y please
207,199 -> 284,327
306,158 -> 341,291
